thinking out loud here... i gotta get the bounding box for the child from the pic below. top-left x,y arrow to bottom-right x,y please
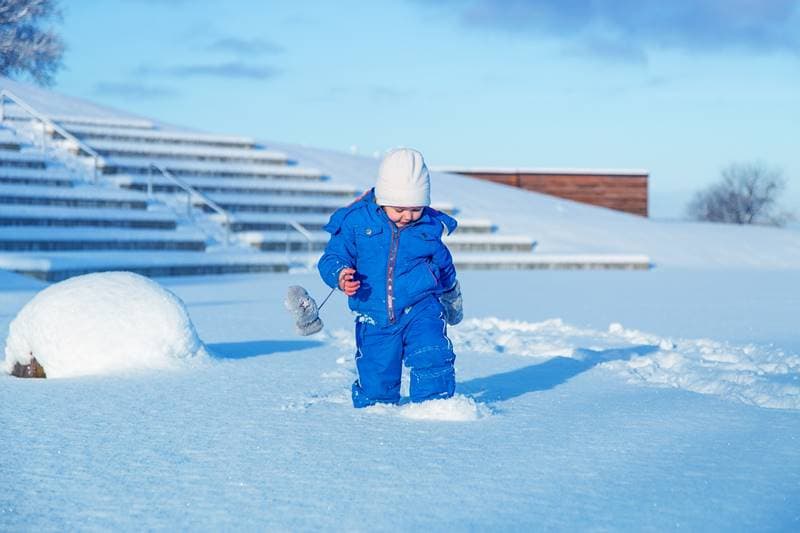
318,148 -> 463,408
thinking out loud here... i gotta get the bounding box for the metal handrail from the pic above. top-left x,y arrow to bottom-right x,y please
0,89 -> 102,180
148,163 -> 231,246
286,220 -> 315,268
1,89 -> 237,248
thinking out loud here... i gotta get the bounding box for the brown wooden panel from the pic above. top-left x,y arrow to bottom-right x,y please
452,171 -> 649,216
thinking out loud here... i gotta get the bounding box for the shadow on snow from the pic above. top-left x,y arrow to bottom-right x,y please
207,339 -> 325,360
459,344 -> 660,403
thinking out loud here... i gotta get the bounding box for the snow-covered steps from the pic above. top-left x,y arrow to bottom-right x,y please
0,167 -> 74,187
0,227 -> 206,251
49,114 -> 155,130
100,156 -> 324,181
0,205 -> 177,229
199,194 -> 455,216
238,230 -> 535,253
0,150 -> 47,169
216,213 -> 494,233
0,183 -> 150,209
453,218 -> 494,234
219,212 -> 337,232
238,230 -> 330,251
445,234 -> 535,252
0,129 -> 21,151
452,253 -> 652,270
0,250 -> 290,281
195,192 -> 348,215
87,139 -> 289,165
63,123 -> 256,149
110,174 -> 360,198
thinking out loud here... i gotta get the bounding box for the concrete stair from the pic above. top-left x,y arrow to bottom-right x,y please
238,230 -> 535,253
0,183 -> 150,209
0,227 -> 207,251
90,139 -> 289,165
0,122 -> 282,278
0,251 -> 289,282
0,205 -> 178,229
65,123 -> 257,149
0,167 -> 74,187
109,174 -> 360,198
100,155 -> 323,181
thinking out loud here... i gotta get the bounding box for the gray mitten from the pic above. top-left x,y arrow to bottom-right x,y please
284,285 -> 323,336
439,281 -> 463,326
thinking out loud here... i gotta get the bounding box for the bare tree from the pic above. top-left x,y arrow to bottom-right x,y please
687,162 -> 794,227
0,0 -> 64,86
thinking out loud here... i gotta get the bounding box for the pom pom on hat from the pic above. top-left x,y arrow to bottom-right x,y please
375,148 -> 430,207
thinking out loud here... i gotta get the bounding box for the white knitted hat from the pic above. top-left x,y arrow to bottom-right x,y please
374,148 -> 430,207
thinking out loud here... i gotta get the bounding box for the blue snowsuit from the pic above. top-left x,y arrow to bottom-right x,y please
318,189 -> 459,407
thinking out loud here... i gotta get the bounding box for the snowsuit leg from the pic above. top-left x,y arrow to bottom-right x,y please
351,297 -> 456,408
403,298 -> 456,403
351,319 -> 403,408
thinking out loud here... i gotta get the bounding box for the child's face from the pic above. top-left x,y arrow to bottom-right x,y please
382,206 -> 423,228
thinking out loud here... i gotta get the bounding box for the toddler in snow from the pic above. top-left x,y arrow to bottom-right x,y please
318,148 -> 463,408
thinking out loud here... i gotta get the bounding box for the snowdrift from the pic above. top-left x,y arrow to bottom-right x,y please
3,271 -> 208,378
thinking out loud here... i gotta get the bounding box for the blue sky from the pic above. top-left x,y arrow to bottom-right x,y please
48,0 -> 800,217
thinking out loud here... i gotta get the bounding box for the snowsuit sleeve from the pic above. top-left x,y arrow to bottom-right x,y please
432,238 -> 457,292
318,209 -> 357,290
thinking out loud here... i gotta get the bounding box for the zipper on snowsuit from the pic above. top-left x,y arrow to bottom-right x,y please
386,224 -> 400,323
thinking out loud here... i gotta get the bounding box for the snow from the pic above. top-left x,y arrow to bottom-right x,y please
0,227 -> 205,242
0,150 -> 46,163
367,394 -> 493,421
87,139 -> 288,162
0,204 -> 177,222
0,250 -> 285,272
3,271 -> 208,378
103,155 -> 323,178
65,123 -> 255,146
108,173 -> 359,195
0,182 -> 151,201
1,266 -> 799,530
450,317 -> 800,410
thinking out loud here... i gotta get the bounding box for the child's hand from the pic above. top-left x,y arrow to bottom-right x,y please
338,267 -> 361,296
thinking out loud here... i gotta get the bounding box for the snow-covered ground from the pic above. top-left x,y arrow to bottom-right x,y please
1,265 -> 798,531
1,74 -> 799,530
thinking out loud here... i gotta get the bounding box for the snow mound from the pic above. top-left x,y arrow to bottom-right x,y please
451,317 -> 800,410
366,395 -> 492,421
605,337 -> 800,411
3,271 -> 208,378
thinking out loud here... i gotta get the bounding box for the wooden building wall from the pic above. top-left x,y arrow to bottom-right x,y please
447,170 -> 649,217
